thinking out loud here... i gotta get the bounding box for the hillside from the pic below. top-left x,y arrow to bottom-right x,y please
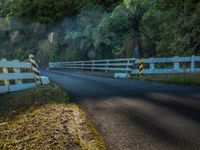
0,0 -> 199,65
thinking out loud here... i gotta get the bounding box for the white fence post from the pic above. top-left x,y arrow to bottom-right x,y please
2,59 -> 10,86
126,60 -> 130,73
92,61 -> 95,72
82,62 -> 84,71
150,61 -> 155,72
13,60 -> 22,84
174,56 -> 180,71
105,60 -> 109,72
191,55 -> 195,73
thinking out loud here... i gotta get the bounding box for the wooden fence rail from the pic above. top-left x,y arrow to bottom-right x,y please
49,55 -> 200,75
0,58 -> 37,94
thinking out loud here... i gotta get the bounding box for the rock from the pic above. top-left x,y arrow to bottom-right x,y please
11,110 -> 18,116
48,32 -> 58,44
9,31 -> 26,44
40,76 -> 50,85
18,144 -> 23,150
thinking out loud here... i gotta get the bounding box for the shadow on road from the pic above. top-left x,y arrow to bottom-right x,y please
43,70 -> 200,150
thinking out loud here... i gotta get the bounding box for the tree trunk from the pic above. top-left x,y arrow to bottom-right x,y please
133,32 -> 143,58
131,27 -> 143,58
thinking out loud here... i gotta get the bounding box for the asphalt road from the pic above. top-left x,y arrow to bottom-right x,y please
43,70 -> 200,150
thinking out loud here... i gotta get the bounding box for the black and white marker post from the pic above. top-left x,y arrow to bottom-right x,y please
29,54 -> 42,85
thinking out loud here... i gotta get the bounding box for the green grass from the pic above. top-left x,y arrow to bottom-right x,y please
0,83 -> 68,122
133,73 -> 200,85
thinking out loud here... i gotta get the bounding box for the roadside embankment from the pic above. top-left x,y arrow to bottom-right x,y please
0,84 -> 105,149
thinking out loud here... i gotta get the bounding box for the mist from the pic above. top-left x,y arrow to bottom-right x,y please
0,0 -> 199,66
0,3 -> 122,66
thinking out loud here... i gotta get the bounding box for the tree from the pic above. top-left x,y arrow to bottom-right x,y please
5,0 -> 84,23
0,0 -> 11,18
92,0 -> 123,10
123,0 -> 155,58
155,0 -> 200,56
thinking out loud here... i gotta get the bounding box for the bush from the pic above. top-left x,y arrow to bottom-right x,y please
6,0 -> 84,23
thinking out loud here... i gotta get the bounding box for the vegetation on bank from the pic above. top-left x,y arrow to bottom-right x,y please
135,74 -> 200,86
0,84 -> 105,149
0,84 -> 67,122
0,0 -> 199,66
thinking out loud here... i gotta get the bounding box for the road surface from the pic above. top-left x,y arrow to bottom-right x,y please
43,70 -> 200,150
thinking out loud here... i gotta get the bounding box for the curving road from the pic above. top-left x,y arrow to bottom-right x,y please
43,70 -> 200,150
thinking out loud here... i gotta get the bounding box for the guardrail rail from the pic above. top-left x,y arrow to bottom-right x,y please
49,55 -> 200,75
49,58 -> 136,72
0,58 -> 38,94
133,55 -> 200,74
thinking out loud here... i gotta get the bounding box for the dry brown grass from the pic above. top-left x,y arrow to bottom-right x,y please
0,84 -> 105,150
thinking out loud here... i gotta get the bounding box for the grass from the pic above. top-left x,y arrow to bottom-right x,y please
132,73 -> 200,86
0,84 -> 105,149
0,83 -> 68,122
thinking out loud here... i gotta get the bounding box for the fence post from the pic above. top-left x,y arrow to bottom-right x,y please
150,63 -> 155,70
150,60 -> 155,74
13,60 -> 22,84
29,54 -> 41,85
105,60 -> 109,72
2,59 -> 10,86
174,56 -> 180,71
91,61 -> 95,72
191,55 -> 195,73
81,62 -> 84,71
59,62 -> 62,70
126,59 -> 130,73
139,58 -> 144,78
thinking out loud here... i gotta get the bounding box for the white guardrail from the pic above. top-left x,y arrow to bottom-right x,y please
0,59 -> 37,94
49,55 -> 200,74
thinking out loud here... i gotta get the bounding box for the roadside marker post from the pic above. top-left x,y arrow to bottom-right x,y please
29,54 -> 42,85
139,58 -> 144,79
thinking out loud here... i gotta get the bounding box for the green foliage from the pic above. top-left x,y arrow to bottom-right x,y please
92,0 -> 123,10
142,0 -> 200,56
0,0 -> 199,63
143,74 -> 200,85
65,31 -> 83,41
124,0 -> 148,16
5,0 -> 84,23
78,4 -> 105,28
0,0 -> 10,18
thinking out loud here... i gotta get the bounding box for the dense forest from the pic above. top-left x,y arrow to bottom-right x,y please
0,0 -> 199,66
